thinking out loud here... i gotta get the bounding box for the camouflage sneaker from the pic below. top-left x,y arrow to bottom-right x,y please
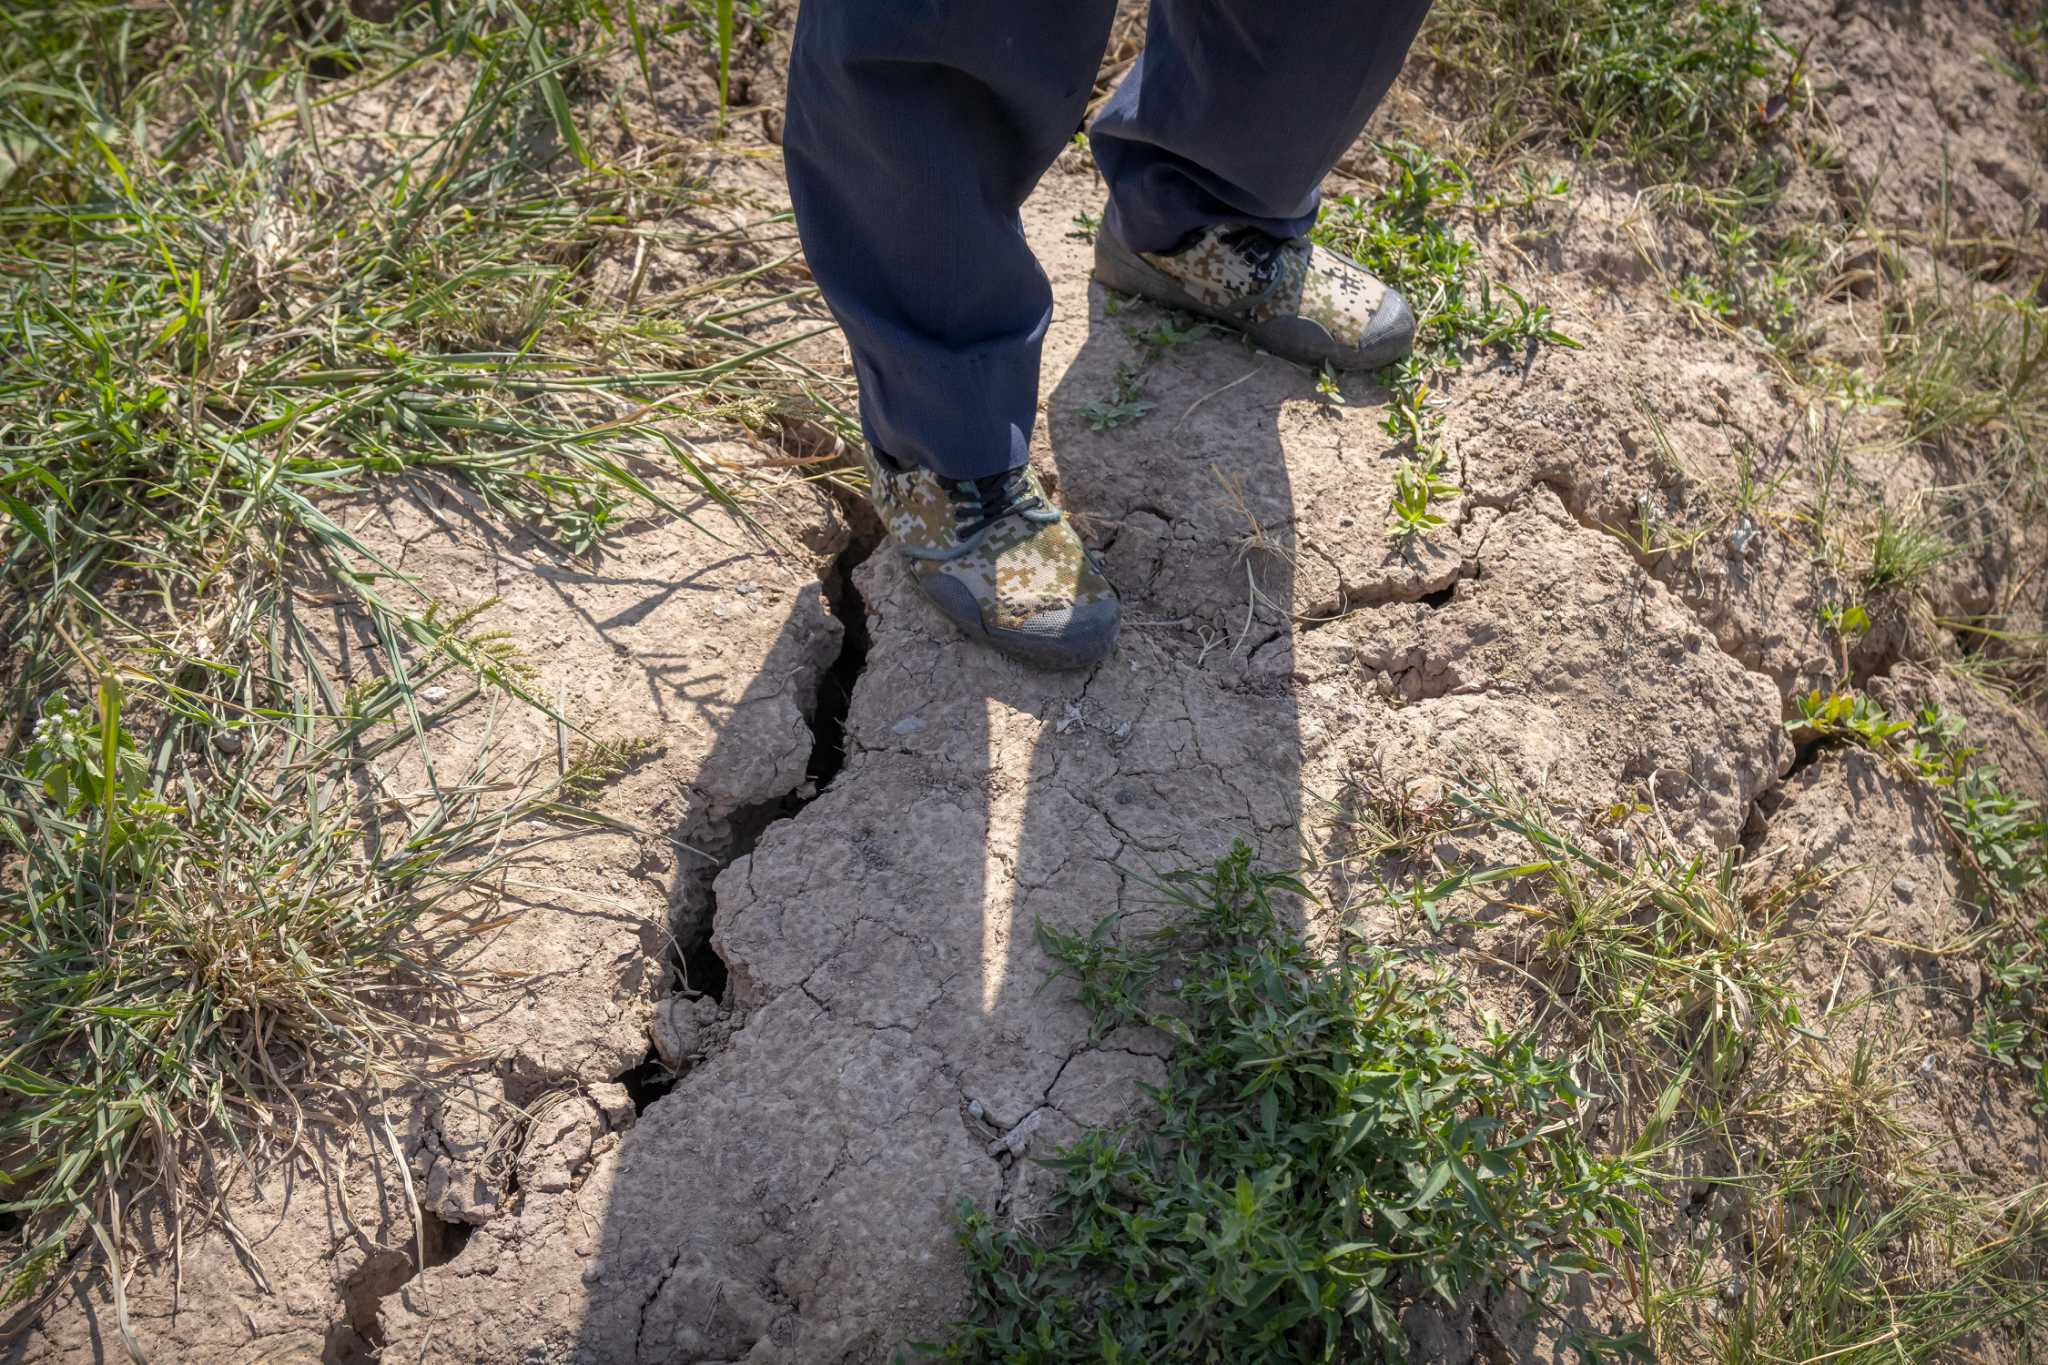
1094,221 -> 1415,371
864,451 -> 1120,669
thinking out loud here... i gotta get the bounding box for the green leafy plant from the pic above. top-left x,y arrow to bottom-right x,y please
1389,455 -> 1462,541
1608,496 -> 1710,559
1904,707 -> 2046,894
1987,9 -> 2047,91
1082,398 -> 1153,430
1315,143 -> 1577,390
1982,924 -> 2048,1110
929,845 -> 1645,1363
1795,698 -> 2048,900
1906,709 -> 2046,1099
1818,602 -> 1869,640
1788,690 -> 1913,746
1816,602 -> 1872,681
1312,142 -> 1573,538
1803,701 -> 2048,1102
1124,319 -> 1204,358
1669,213 -> 1826,345
1083,361 -> 1155,430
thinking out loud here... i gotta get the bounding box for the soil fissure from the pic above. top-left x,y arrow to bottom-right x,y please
644,501 -> 883,1100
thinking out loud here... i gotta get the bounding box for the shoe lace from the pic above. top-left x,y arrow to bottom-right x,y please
1218,225 -> 1300,290
951,467 -> 1048,541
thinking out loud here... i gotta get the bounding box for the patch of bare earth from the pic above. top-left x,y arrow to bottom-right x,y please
13,0 -> 2045,1360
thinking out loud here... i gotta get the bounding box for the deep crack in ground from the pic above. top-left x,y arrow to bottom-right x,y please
628,491 -> 884,1118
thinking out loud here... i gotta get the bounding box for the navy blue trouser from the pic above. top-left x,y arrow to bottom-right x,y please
783,0 -> 1432,480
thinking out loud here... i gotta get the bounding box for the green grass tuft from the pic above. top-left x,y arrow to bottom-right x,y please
1863,507 -> 1954,594
1881,287 -> 2048,513
1421,0 -> 1795,179
1314,142 -> 1576,388
0,0 -> 852,1319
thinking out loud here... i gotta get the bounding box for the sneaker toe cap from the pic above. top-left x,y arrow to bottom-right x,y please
1350,287 -> 1416,368
991,597 -> 1121,669
1248,284 -> 1416,372
925,576 -> 1120,670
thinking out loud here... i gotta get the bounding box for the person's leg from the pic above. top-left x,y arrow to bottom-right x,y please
1090,0 -> 1433,254
784,2 -> 1124,669
783,0 -> 1118,480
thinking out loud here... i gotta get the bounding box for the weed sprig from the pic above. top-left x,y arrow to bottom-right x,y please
1312,143 -> 1575,541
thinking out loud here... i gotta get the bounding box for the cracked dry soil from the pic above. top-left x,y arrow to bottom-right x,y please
12,1 -> 2048,1360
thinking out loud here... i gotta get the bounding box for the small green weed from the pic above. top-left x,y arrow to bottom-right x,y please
1808,364 -> 1901,413
1311,143 -> 1575,540
1315,143 -> 1576,388
1987,9 -> 2047,91
1676,211 -> 1829,346
1794,698 -> 2047,900
1081,398 -> 1152,431
1672,273 -> 1740,324
1789,689 -> 1914,746
1314,363 -> 1343,402
1078,319 -> 1202,430
1817,602 -> 1871,677
1609,495 -> 1710,560
1983,922 -> 2048,1110
1778,696 -> 2048,1100
1330,760 -> 1463,869
1123,317 -> 1204,359
1907,705 -> 2048,902
929,845 -> 1645,1363
1082,361 -> 1154,431
1910,707 -> 2048,1106
1389,454 -> 1462,541
1725,433 -> 1795,522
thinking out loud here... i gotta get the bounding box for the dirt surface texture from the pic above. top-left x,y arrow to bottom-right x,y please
10,0 -> 2047,1361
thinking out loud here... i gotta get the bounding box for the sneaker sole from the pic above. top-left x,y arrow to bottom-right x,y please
1092,230 -> 1415,373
